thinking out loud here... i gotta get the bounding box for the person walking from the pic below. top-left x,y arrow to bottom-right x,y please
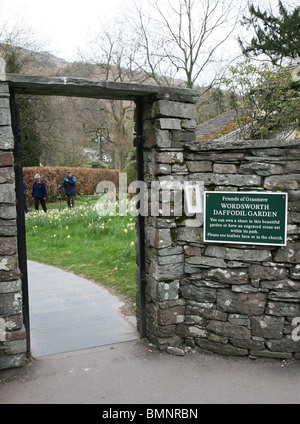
59,171 -> 76,209
32,174 -> 47,213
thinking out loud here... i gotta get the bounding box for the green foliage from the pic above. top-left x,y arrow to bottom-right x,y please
18,96 -> 42,166
197,87 -> 228,123
122,147 -> 136,186
222,60 -> 300,139
84,160 -> 113,169
239,1 -> 300,65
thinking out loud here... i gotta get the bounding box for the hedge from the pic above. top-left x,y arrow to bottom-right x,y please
23,166 -> 120,202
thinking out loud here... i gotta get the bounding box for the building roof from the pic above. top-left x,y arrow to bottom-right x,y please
196,110 -> 238,142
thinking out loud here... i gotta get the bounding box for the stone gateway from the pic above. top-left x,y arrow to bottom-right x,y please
0,67 -> 299,369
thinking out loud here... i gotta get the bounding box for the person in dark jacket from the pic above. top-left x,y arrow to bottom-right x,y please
32,174 -> 47,213
59,171 -> 76,208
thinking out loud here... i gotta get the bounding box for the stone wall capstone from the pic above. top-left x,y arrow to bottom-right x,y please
0,81 -> 26,370
140,93 -> 300,360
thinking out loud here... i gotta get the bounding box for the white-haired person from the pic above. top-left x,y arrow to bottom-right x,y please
32,174 -> 47,213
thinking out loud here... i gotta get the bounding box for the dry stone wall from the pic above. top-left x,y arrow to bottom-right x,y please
0,82 -> 26,369
142,94 -> 300,360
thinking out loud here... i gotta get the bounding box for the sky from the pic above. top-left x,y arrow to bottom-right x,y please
1,0 -> 295,65
1,0 -> 125,61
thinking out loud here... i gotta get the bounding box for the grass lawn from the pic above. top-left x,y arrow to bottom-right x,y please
25,200 -> 138,304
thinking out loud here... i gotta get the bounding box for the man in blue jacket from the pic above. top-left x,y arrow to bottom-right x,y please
32,174 -> 47,213
59,171 -> 76,208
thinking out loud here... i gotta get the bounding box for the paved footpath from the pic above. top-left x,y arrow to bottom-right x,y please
26,261 -> 138,357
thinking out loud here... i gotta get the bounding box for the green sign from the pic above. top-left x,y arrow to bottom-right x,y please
204,192 -> 288,246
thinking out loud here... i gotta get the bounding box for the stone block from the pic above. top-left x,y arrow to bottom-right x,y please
149,261 -> 183,282
266,301 -> 300,317
186,161 -> 212,173
205,246 -> 272,262
177,227 -> 202,243
144,128 -> 172,148
0,83 -> 9,96
171,131 -> 196,142
228,314 -> 250,326
176,323 -> 207,338
180,285 -> 216,303
3,339 -> 26,355
0,269 -> 20,282
157,304 -> 186,325
273,242 -> 300,264
157,254 -> 184,265
250,350 -> 293,359
0,167 -> 15,184
251,316 -> 285,339
171,163 -> 188,174
152,100 -> 197,120
167,346 -> 185,356
290,266 -> 300,280
181,119 -> 197,129
239,162 -> 284,176
0,98 -> 9,108
261,279 -> 300,292
0,205 -> 16,220
217,289 -> 267,316
145,227 -> 172,249
0,237 -> 17,256
185,256 -> 227,268
202,268 -> 248,285
0,353 -> 26,370
0,152 -> 13,167
157,151 -> 184,164
0,292 -> 22,315
0,183 -> 15,203
0,255 -> 17,271
207,320 -> 251,340
154,118 -> 181,130
268,290 -> 300,301
264,174 -> 299,190
183,246 -> 202,256
213,164 -> 237,174
231,338 -> 265,351
4,314 -> 23,331
0,107 -> 11,126
155,163 -> 171,175
0,220 -> 17,236
148,320 -> 176,338
189,173 -> 262,187
146,275 -> 179,301
157,246 -> 183,256
185,315 -> 207,326
0,279 -> 21,294
195,338 -> 248,356
5,325 -> 26,342
249,264 -> 288,281
266,339 -> 300,353
149,335 -> 183,351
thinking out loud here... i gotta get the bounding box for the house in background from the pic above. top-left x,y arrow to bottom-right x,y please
196,110 -> 239,142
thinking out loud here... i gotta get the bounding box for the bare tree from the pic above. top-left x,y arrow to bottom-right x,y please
80,24 -> 144,169
127,0 -> 245,88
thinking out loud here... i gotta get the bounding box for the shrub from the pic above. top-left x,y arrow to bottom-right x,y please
23,166 -> 120,204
